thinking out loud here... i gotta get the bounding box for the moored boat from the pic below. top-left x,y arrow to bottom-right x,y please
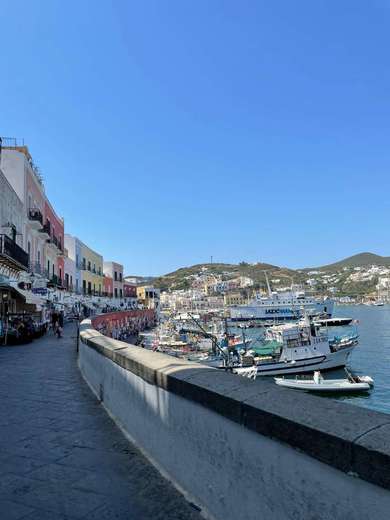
274,370 -> 373,393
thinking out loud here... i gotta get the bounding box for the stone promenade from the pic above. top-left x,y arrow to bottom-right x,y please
0,323 -> 202,520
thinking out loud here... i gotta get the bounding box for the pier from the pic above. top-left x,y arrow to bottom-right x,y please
0,323 -> 201,519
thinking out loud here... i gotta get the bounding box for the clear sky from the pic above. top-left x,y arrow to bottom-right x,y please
1,1 -> 390,275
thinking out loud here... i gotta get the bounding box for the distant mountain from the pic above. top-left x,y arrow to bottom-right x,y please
305,252 -> 390,272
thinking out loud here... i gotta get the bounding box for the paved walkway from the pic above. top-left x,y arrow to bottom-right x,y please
0,324 -> 202,520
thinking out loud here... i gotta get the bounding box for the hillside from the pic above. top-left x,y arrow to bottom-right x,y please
153,262 -> 305,291
306,252 -> 390,272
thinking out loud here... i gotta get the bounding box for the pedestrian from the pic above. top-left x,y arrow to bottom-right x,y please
51,311 -> 58,335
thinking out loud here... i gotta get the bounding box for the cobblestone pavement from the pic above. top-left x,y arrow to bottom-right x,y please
0,323 -> 202,520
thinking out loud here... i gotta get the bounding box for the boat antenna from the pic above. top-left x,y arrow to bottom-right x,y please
264,270 -> 272,297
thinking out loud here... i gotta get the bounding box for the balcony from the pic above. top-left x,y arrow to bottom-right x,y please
28,209 -> 43,230
0,234 -> 29,271
52,235 -> 64,254
47,274 -> 64,288
39,221 -> 51,239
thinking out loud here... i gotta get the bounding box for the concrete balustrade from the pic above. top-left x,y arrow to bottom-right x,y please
79,317 -> 390,520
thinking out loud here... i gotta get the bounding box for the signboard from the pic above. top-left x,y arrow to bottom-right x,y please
32,287 -> 48,295
32,277 -> 47,290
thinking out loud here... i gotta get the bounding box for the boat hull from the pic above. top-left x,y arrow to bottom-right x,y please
255,346 -> 354,376
274,379 -> 370,392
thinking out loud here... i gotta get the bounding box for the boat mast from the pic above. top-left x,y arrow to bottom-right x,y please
264,271 -> 272,297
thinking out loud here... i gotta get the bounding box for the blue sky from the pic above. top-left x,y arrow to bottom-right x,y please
1,1 -> 390,275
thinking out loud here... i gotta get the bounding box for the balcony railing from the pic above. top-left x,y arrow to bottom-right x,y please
28,208 -> 43,225
0,234 -> 29,270
40,221 -> 51,236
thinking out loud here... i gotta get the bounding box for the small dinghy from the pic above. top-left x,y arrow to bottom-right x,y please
274,370 -> 374,393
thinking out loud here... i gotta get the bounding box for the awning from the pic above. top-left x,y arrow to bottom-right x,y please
0,283 -> 45,307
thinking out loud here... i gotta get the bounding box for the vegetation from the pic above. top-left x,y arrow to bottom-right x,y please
151,251 -> 388,297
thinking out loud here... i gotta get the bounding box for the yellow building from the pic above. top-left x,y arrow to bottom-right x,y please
136,286 -> 160,309
223,292 -> 248,306
79,241 -> 104,296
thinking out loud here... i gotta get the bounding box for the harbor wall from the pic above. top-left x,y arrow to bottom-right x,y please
79,318 -> 390,520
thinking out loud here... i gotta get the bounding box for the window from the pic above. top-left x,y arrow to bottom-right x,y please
114,288 -> 118,298
114,271 -> 117,281
119,273 -> 122,282
82,257 -> 86,269
120,289 -> 123,298
88,261 -> 91,271
37,250 -> 40,265
27,241 -> 31,260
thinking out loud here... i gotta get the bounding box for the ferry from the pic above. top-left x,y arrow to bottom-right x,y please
230,275 -> 334,321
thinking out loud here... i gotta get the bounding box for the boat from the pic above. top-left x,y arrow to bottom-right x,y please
313,317 -> 353,327
230,316 -> 358,376
230,273 -> 334,321
274,370 -> 373,393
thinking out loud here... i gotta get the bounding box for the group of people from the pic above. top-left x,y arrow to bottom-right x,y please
96,313 -> 155,344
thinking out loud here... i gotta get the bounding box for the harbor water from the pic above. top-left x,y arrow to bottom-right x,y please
234,305 -> 390,415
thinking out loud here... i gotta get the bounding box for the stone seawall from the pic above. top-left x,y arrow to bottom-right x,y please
79,317 -> 390,520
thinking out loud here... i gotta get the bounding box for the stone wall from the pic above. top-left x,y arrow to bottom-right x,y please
79,318 -> 390,520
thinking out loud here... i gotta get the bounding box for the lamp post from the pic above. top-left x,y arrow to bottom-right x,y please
2,291 -> 9,346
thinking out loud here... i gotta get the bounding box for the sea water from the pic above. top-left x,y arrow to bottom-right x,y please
234,305 -> 390,415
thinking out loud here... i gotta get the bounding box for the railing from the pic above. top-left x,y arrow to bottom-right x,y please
1,136 -> 25,147
28,208 -> 43,225
40,221 -> 51,235
0,234 -> 29,270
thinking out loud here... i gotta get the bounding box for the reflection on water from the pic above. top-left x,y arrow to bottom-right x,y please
234,305 -> 390,415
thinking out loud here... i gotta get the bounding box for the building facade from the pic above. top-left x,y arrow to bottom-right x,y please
0,142 -> 47,279
103,261 -> 123,299
64,235 -> 103,296
103,275 -> 113,298
44,198 -> 64,286
123,281 -> 137,308
136,286 -> 160,311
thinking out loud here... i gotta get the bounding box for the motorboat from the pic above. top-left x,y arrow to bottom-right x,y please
274,370 -> 374,393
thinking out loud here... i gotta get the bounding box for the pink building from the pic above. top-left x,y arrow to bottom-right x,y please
103,275 -> 113,297
44,199 -> 64,285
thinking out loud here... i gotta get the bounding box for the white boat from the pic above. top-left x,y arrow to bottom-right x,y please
236,316 -> 357,375
230,273 -> 334,321
274,371 -> 373,393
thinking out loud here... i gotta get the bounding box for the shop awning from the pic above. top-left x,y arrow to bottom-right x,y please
0,283 -> 45,307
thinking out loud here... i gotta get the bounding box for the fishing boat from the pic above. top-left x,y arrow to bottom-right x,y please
230,273 -> 334,321
274,370 -> 373,393
230,316 -> 358,376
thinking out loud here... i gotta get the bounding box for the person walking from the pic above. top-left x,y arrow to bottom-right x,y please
56,311 -> 64,339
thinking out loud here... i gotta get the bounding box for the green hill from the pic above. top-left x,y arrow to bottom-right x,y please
306,252 -> 390,272
153,262 -> 304,291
